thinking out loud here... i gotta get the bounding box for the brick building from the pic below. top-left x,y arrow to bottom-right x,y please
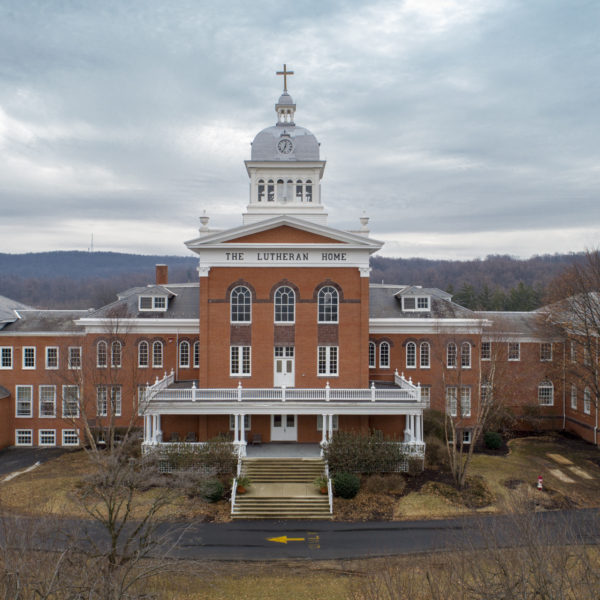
0,75 -> 597,454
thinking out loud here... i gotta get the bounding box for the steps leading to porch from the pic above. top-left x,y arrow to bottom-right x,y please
232,458 -> 332,520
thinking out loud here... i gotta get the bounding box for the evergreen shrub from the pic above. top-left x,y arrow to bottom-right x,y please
484,431 -> 502,450
333,472 -> 360,499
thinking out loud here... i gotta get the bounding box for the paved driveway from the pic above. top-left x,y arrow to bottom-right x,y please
0,447 -> 69,477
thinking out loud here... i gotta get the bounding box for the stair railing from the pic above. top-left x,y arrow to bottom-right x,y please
325,462 -> 333,514
231,477 -> 237,514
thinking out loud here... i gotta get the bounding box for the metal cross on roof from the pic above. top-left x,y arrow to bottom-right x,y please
276,64 -> 294,92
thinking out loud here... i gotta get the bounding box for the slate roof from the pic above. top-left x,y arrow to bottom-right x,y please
87,283 -> 199,319
474,311 -> 549,339
2,309 -> 89,333
369,284 -> 476,319
0,294 -> 31,326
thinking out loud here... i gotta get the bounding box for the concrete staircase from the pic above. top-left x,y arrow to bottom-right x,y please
231,457 -> 332,520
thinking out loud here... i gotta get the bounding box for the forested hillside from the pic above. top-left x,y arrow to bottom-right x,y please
0,251 -> 581,310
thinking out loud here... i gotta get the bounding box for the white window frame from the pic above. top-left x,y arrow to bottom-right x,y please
0,347 -> 13,369
15,385 -> 33,418
139,296 -> 168,312
138,341 -> 149,368
229,415 -> 251,430
62,429 -> 79,446
39,429 -> 56,447
461,342 -> 471,369
368,342 -> 376,368
446,387 -> 457,417
111,386 -> 122,417
481,383 -> 492,405
62,385 -> 80,418
274,286 -> 295,324
193,341 -> 200,368
45,346 -> 59,370
584,387 -> 592,415
420,342 -> 430,369
317,414 -> 339,431
39,385 -> 57,418
540,343 -> 552,362
22,346 -> 36,370
460,387 -> 471,417
230,286 -> 252,324
481,341 -> 491,361
402,296 -> 430,312
569,341 -> 576,363
68,346 -> 82,369
97,386 -> 108,417
111,341 -> 122,368
538,380 -> 554,406
317,286 -> 339,324
230,346 -> 251,376
406,342 -> 416,369
508,342 -> 520,361
15,429 -> 32,446
179,341 -> 190,368
317,346 -> 338,376
571,384 -> 577,410
462,430 -> 472,444
420,385 -> 431,405
97,341 -> 107,368
379,341 -> 390,369
152,341 -> 163,368
447,343 -> 457,368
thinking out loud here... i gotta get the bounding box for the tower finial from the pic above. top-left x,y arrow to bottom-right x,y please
276,64 -> 294,92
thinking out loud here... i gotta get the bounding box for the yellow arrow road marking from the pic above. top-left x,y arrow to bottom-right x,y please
267,536 -> 306,544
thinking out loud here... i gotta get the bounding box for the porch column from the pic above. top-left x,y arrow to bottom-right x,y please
239,414 -> 246,444
417,414 -> 423,442
144,415 -> 150,443
321,414 -> 327,444
403,414 -> 412,442
156,414 -> 162,443
233,413 -> 239,443
151,415 -> 158,443
328,413 -> 334,440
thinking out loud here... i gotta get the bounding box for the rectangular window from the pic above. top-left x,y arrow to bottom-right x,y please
379,343 -> 390,368
1,347 -> 13,369
97,386 -> 108,417
420,343 -> 430,368
22,347 -> 36,369
368,343 -> 376,368
68,347 -> 82,369
446,387 -> 457,417
317,414 -> 339,431
460,387 -> 471,417
229,415 -> 251,430
462,430 -> 472,444
45,347 -> 59,369
230,346 -> 251,376
111,386 -> 122,417
15,429 -> 32,446
571,385 -> 577,410
62,385 -> 80,418
39,429 -> 56,446
16,385 -> 33,417
584,347 -> 591,366
193,342 -> 199,368
402,296 -> 430,311
481,383 -> 492,405
39,385 -> 56,417
570,341 -> 576,363
481,341 -> 491,361
62,429 -> 79,446
318,346 -> 338,376
139,296 -> 167,311
540,343 -> 552,361
508,342 -> 520,361
420,385 -> 431,405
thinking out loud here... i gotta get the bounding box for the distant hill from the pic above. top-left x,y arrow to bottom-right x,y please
0,250 -> 581,311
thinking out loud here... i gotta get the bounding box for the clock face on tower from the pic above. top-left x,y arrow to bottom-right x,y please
277,138 -> 293,154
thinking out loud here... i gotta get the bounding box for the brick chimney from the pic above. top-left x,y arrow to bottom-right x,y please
155,264 -> 168,285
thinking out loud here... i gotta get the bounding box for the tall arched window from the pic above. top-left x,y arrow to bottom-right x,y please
267,180 -> 274,201
230,286 -> 251,323
406,342 -> 416,368
420,342 -> 430,368
584,387 -> 592,414
274,286 -> 295,323
111,341 -> 121,368
179,341 -> 190,368
276,179 -> 284,200
318,286 -> 338,323
368,342 -> 376,368
138,341 -> 149,368
152,341 -> 163,368
538,380 -> 554,406
380,341 -> 390,368
193,341 -> 200,368
257,179 -> 265,202
97,341 -> 107,368
447,342 -> 457,368
296,179 -> 303,201
461,342 -> 471,369
305,179 -> 313,202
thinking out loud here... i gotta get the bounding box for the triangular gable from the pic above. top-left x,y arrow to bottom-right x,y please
224,225 -> 344,245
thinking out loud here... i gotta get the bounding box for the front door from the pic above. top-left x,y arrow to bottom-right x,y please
271,414 -> 298,441
274,346 -> 295,387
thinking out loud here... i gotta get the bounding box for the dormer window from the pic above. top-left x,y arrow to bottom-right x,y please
139,296 -> 167,311
402,296 -> 430,312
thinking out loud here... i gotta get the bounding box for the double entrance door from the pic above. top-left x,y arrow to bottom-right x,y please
271,414 -> 297,441
272,346 -> 296,441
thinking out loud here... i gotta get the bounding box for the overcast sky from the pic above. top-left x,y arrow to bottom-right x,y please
1,0 -> 598,260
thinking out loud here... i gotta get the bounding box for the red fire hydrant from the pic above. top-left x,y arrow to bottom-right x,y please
537,475 -> 543,491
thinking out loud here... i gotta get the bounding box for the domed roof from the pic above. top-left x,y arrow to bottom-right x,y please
251,125 -> 320,161
277,91 -> 295,105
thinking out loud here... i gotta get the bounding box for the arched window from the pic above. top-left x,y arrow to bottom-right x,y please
230,286 -> 251,323
447,343 -> 457,368
584,387 -> 592,414
406,342 -> 416,368
267,180 -> 274,201
111,341 -> 121,368
274,286 -> 295,323
138,341 -> 149,368
152,341 -> 163,368
296,179 -> 303,201
368,342 -> 376,368
97,341 -> 107,368
380,341 -> 390,368
420,342 -> 430,368
193,341 -> 200,368
276,179 -> 284,201
318,286 -> 338,323
538,380 -> 554,406
257,179 -> 265,202
305,179 -> 312,202
179,341 -> 190,368
286,179 -> 293,200
461,342 -> 471,369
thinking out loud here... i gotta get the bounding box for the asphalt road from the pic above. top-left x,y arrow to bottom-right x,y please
0,447 -> 69,477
